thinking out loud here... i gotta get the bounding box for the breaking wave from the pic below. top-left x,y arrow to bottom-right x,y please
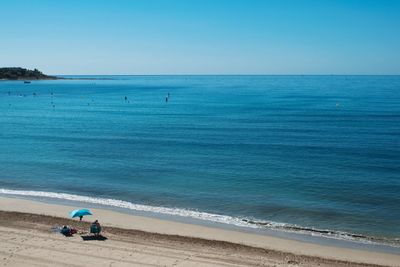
1,188 -> 398,247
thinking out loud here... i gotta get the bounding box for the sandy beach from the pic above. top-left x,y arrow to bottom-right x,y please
0,197 -> 398,267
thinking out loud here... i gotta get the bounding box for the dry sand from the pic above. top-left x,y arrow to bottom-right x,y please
0,196 -> 399,267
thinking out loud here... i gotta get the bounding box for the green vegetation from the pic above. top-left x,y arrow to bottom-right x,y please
0,67 -> 57,80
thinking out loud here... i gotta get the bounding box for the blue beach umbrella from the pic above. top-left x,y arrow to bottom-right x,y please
70,209 -> 92,219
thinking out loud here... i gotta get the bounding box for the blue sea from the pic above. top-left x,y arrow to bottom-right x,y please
1,76 -> 399,247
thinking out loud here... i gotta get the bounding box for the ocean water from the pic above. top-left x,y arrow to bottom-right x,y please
1,75 -> 399,246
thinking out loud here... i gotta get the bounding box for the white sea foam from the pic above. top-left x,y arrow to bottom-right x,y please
1,188 -> 398,247
0,188 -> 256,228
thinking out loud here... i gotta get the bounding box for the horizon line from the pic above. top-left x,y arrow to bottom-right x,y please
53,74 -> 400,76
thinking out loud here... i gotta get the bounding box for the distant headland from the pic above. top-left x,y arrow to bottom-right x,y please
0,67 -> 116,81
0,67 -> 59,80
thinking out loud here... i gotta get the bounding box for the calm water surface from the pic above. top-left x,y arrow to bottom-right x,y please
0,76 -> 399,243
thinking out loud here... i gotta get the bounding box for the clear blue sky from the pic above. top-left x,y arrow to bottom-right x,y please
1,0 -> 399,75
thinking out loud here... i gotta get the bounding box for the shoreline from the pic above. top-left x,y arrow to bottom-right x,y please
0,196 -> 399,266
1,189 -> 398,252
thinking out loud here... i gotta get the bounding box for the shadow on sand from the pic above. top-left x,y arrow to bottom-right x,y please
81,235 -> 108,241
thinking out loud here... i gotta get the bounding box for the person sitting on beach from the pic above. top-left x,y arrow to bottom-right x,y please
90,220 -> 101,236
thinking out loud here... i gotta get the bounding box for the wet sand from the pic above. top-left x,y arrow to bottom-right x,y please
0,196 -> 399,267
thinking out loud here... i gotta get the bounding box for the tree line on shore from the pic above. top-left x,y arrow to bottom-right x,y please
0,67 -> 57,80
